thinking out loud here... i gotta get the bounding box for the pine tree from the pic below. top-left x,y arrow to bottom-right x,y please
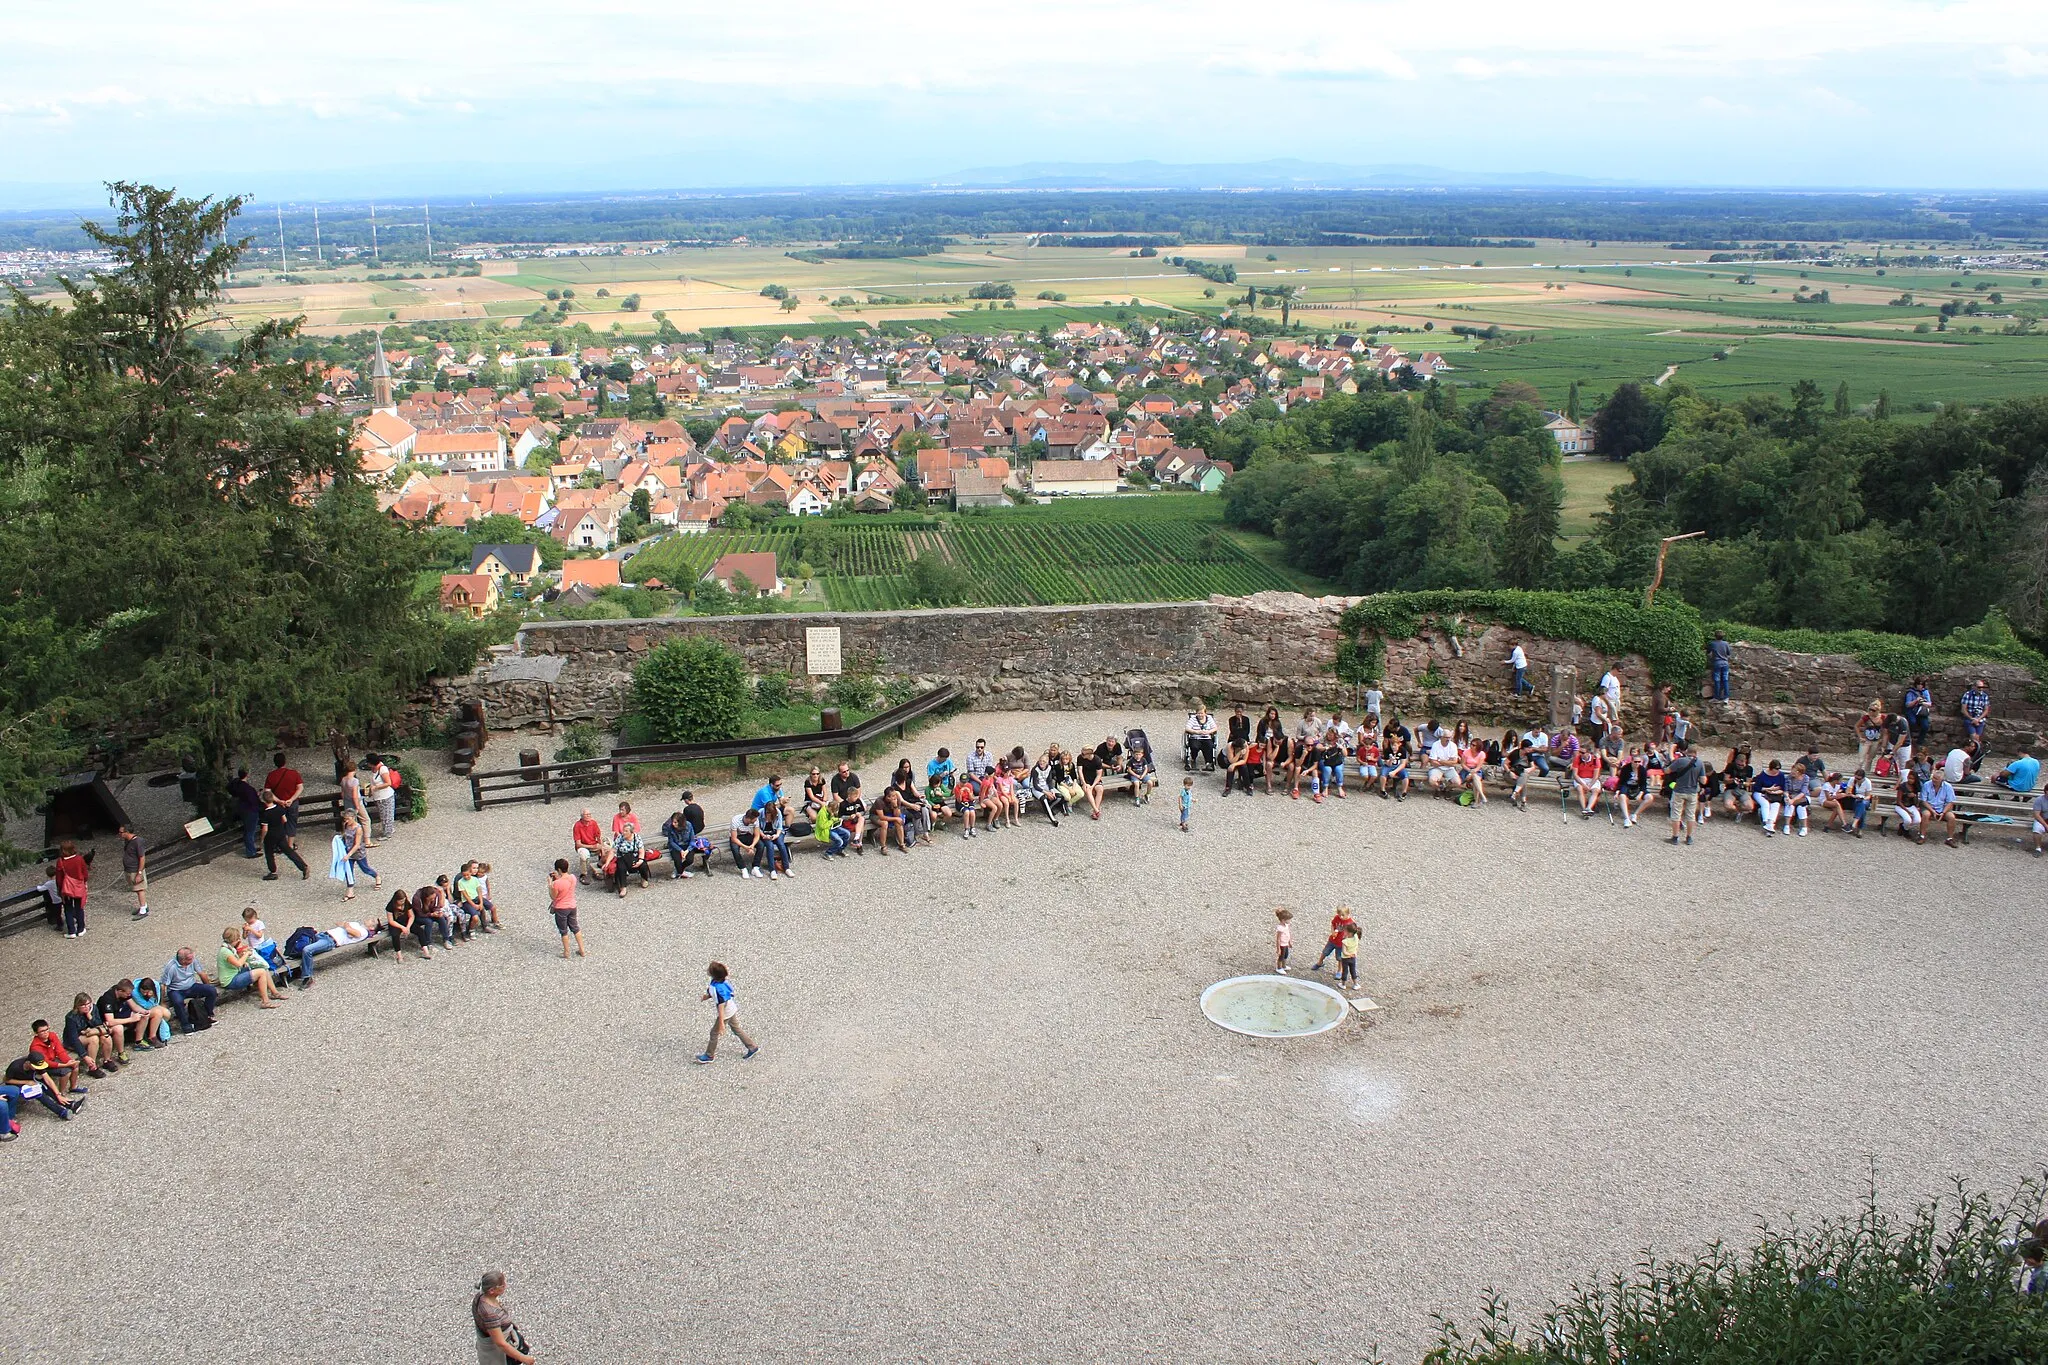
1565,380 -> 1581,422
1834,381 -> 1850,417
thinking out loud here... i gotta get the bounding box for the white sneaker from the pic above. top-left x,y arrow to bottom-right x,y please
1797,827 -> 1807,837
681,869 -> 693,878
769,870 -> 779,880
783,868 -> 794,880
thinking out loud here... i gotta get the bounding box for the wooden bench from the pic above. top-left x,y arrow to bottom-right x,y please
1867,785 -> 2039,843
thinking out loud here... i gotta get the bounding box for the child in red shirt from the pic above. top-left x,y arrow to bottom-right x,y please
1313,906 -> 1357,973
952,777 -> 980,838
28,1019 -> 83,1102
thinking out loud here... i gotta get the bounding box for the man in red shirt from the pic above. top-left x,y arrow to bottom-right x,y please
264,750 -> 305,838
571,809 -> 606,883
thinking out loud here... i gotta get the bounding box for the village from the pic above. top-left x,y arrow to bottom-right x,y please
328,317 -> 1487,615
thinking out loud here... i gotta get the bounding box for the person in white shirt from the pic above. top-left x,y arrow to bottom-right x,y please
1362,688 -> 1383,725
1599,666 -> 1622,711
1330,711 -> 1354,747
1183,703 -> 1219,772
1426,736 -> 1460,792
1507,642 -> 1531,695
1527,727 -> 1552,775
1295,707 -> 1321,744
1942,746 -> 1971,786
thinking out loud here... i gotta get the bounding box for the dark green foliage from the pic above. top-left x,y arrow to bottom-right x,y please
905,553 -> 974,606
1712,612 -> 2048,683
552,722 -> 609,763
1591,381 -> 1664,461
752,670 -> 795,711
393,759 -> 427,821
1425,1177 -> 2048,1364
0,183 -> 452,844
825,673 -> 879,712
1342,590 -> 1708,684
631,637 -> 749,744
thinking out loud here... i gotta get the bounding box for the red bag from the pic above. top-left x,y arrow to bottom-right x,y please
1875,757 -> 1894,777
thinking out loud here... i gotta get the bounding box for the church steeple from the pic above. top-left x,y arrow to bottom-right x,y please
370,330 -> 395,414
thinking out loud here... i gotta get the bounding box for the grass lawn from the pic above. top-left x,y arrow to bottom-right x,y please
1558,458 -> 1629,541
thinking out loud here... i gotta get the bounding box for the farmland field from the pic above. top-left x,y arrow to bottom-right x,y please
621,496 -> 1321,609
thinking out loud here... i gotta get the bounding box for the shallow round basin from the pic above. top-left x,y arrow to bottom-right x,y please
1200,974 -> 1349,1038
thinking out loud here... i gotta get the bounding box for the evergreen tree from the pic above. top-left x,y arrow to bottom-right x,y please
1591,381 -> 1663,462
1834,380 -> 1851,417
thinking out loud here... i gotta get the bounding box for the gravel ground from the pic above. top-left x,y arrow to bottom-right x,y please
0,709 -> 2041,1364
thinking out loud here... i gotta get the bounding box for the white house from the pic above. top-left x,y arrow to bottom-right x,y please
1543,412 -> 1595,455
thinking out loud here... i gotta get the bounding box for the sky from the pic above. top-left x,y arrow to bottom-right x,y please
5,0 -> 2048,208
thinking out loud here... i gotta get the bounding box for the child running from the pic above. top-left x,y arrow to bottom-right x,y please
548,858 -> 585,959
1273,908 -> 1293,973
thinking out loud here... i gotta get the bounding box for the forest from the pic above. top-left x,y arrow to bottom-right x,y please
1216,378 -> 2048,647
8,187 -> 2048,253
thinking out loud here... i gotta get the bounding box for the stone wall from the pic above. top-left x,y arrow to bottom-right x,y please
420,594 -> 2047,755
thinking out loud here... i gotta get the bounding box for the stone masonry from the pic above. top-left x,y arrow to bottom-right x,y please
420,593 -> 2047,756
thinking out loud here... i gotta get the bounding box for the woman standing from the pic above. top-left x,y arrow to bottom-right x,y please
330,812 -> 379,901
339,758 -> 370,833
472,1271 -> 535,1365
1855,701 -> 1886,778
55,840 -> 90,939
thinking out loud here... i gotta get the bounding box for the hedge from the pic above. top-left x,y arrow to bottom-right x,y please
1340,590 -> 1708,685
1711,616 -> 2048,686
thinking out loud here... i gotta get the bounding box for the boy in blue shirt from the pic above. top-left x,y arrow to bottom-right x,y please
1178,776 -> 1194,834
696,962 -> 759,1064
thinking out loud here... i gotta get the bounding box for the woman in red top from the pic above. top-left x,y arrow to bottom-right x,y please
1572,749 -> 1604,818
55,840 -> 89,938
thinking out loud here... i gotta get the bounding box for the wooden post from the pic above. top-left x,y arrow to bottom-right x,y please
470,774 -> 482,812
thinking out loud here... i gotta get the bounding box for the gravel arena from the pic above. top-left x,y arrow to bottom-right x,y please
2,707 -> 2040,1364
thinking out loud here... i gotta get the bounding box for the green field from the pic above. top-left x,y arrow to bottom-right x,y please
1601,298 -> 1937,324
1559,458 -> 1630,540
622,497 -> 1319,608
1452,328 -> 2048,414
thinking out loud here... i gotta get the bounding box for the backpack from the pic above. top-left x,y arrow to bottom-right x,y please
283,926 -> 321,960
385,765 -> 402,789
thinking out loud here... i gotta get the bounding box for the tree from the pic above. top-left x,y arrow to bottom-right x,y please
1565,379 -> 1581,422
0,182 -> 456,837
905,554 -> 974,606
1834,380 -> 1851,417
1591,381 -> 1664,461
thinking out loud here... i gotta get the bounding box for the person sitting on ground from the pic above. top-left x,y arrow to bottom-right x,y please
5,1052 -> 81,1122
874,787 -> 909,855
160,947 -> 219,1033
729,807 -> 768,875
1993,742 -> 2041,795
1922,771 -> 1962,847
571,809 -> 606,883
1185,703 -> 1219,772
63,993 -> 121,1077
382,890 -> 427,962
1459,737 -> 1490,806
219,927 -> 288,1005
610,821 -> 650,897
832,789 -> 866,857
96,979 -> 166,1054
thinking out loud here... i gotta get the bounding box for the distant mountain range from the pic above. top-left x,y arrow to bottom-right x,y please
930,159 -> 1619,190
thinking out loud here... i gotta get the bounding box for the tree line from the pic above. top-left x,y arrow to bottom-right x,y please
1217,377 -> 2048,646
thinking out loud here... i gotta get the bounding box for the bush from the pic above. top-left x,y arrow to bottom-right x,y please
632,637 -> 749,744
825,672 -> 879,712
1426,1176 -> 2048,1363
753,670 -> 795,711
1342,590 -> 1707,685
553,722 -> 610,763
393,759 -> 427,821
1712,609 -> 2048,684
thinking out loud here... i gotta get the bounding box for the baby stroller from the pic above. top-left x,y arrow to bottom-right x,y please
1126,728 -> 1159,805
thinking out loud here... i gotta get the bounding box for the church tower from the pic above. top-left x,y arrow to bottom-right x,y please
370,331 -> 396,414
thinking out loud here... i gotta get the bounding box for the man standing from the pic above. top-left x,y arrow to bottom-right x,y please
1507,641 -> 1531,696
1598,664 -> 1624,725
1960,679 -> 1991,743
264,751 -> 304,840
160,948 -> 219,1033
259,788 -> 308,881
227,767 -> 263,858
119,823 -> 149,920
1708,632 -> 1732,702
1666,743 -> 1703,846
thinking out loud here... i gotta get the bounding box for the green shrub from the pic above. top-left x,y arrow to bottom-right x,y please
393,759 -> 427,821
632,637 -> 749,744
1425,1177 -> 2048,1363
553,722 -> 610,763
1342,590 -> 1708,684
879,676 -> 916,706
825,672 -> 879,711
1713,609 -> 2048,684
753,670 -> 795,711
1334,637 -> 1384,685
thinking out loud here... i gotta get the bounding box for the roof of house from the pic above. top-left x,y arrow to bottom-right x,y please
471,543 -> 542,575
1032,459 -> 1120,483
438,573 -> 494,608
559,558 -> 622,589
706,551 -> 781,590
356,410 -> 417,448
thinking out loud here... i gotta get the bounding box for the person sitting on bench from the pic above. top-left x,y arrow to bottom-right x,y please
571,810 -> 606,884
159,948 -> 219,1033
96,979 -> 170,1052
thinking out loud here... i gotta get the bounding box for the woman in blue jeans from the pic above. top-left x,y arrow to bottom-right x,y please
330,812 -> 379,901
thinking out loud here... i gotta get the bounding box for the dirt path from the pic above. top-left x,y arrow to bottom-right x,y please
1653,363 -> 1679,386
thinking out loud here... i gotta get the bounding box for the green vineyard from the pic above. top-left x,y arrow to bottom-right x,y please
622,499 -> 1309,609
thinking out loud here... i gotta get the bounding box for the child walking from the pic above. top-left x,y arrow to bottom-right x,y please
1273,908 -> 1293,973
1179,776 -> 1195,834
696,961 -> 759,1063
548,859 -> 585,959
1338,921 -> 1361,989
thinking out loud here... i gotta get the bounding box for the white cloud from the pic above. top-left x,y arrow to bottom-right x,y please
1991,44 -> 2048,77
